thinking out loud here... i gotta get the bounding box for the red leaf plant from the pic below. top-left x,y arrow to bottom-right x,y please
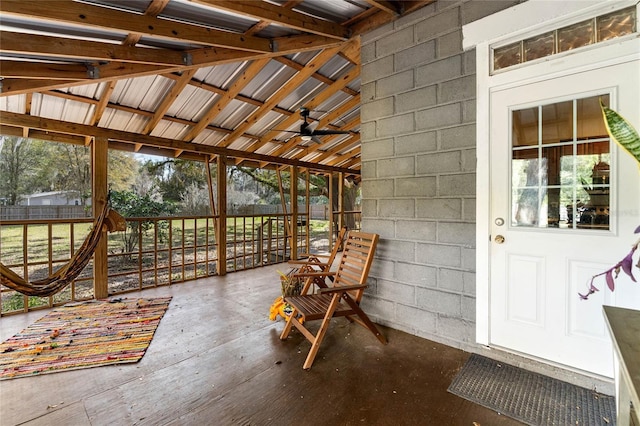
579,225 -> 640,300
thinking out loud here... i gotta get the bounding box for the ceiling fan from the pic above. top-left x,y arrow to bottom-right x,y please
276,107 -> 351,144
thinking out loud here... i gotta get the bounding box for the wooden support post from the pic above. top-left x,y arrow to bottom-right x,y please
338,171 -> 344,233
328,173 -> 335,248
205,156 -> 216,216
216,155 -> 227,276
290,165 -> 298,261
92,136 -> 109,299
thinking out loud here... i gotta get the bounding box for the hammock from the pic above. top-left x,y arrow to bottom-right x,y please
0,204 -> 126,297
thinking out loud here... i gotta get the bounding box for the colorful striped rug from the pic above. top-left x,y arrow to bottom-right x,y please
0,297 -> 171,380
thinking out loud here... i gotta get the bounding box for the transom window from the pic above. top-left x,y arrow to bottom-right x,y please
493,7 -> 636,72
510,94 -> 610,230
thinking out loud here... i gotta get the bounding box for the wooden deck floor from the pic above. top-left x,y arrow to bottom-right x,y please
0,264 -> 522,425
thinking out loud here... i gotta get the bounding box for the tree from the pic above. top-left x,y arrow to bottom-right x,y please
108,151 -> 138,191
0,136 -> 48,205
109,190 -> 176,256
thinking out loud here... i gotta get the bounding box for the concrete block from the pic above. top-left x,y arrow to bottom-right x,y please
360,160 -> 376,179
438,173 -> 475,196
416,7 -> 460,42
361,97 -> 395,122
461,296 -> 476,321
362,56 -> 394,84
462,271 -> 476,295
362,138 -> 394,159
395,176 -> 437,197
379,198 -> 415,218
360,120 -> 376,140
440,124 -> 476,149
463,50 -> 476,76
395,41 -> 437,72
416,198 -> 462,220
394,1 -> 437,29
416,242 -> 461,267
416,56 -> 462,86
378,112 -> 415,137
461,247 -> 476,271
438,268 -> 465,293
377,156 -> 415,177
360,199 -> 377,218
377,239 -> 416,263
377,70 -> 414,98
438,29 -> 462,58
462,99 -> 476,123
416,287 -> 461,316
462,0 -> 521,25
463,197 -> 476,221
437,315 -> 474,343
397,85 -> 437,113
376,26 -> 415,59
361,41 -> 376,64
438,221 -> 475,246
362,219 -> 396,239
369,258 -> 395,280
361,20 -> 395,44
360,296 -> 395,321
395,261 -> 437,287
396,304 -> 437,333
396,131 -> 437,155
377,279 -> 416,305
461,148 -> 476,172
396,219 -> 437,242
416,150 -> 461,174
439,74 -> 476,103
361,81 -> 376,103
416,103 -> 462,131
361,178 -> 394,197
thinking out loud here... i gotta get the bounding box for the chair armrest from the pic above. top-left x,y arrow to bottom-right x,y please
288,259 -> 330,267
292,271 -> 336,278
319,284 -> 367,294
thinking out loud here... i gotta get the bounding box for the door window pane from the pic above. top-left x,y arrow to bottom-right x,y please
511,94 -> 610,230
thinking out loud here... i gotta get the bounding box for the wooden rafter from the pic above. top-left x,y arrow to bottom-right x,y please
0,0 -> 436,176
191,0 -> 351,40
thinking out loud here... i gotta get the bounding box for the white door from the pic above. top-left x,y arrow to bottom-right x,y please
489,60 -> 640,377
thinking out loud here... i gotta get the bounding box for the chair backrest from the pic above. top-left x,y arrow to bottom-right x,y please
326,226 -> 348,267
332,231 -> 379,302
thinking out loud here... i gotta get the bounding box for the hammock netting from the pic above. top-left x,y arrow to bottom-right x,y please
0,204 -> 126,297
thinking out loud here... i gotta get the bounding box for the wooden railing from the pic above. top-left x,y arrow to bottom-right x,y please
0,212 -> 331,316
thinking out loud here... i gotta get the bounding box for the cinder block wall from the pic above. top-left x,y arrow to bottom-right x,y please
360,0 -> 520,349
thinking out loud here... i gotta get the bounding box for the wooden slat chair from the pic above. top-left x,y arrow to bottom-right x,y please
280,231 -> 387,369
286,226 -> 348,289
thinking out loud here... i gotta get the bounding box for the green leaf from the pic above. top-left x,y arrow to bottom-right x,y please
600,100 -> 640,165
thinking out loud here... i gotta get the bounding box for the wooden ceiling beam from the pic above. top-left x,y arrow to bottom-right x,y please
0,60 -> 98,80
0,36 -> 343,97
0,111 -> 359,175
191,0 -> 351,40
0,31 -> 189,66
0,0 -> 272,53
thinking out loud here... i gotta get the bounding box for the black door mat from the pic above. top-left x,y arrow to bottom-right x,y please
448,353 -> 616,425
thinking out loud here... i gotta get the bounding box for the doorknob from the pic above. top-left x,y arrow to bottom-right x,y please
494,235 -> 505,244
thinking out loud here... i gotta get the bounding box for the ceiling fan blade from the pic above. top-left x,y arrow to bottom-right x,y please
311,129 -> 350,136
311,136 -> 323,144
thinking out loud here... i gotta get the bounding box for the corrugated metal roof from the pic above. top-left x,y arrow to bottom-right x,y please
0,0 -> 435,176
